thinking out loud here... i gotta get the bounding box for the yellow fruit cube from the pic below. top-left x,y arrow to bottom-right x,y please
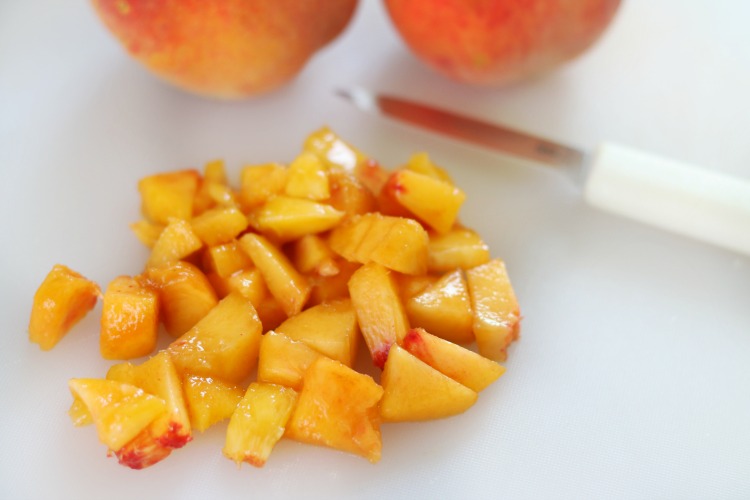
146,218 -> 203,269
307,259 -> 360,306
379,345 -> 477,422
405,151 -> 453,183
129,220 -> 164,248
239,163 -> 288,211
348,262 -> 409,369
138,169 -> 200,224
203,240 -> 253,278
286,357 -> 383,463
405,269 -> 474,345
28,264 -> 101,350
257,331 -> 324,390
191,207 -> 248,247
106,351 -> 192,449
428,226 -> 490,273
248,196 -> 345,241
275,299 -> 359,367
145,261 -> 218,338
224,383 -> 298,467
183,375 -> 244,432
239,233 -> 310,317
327,169 -> 376,217
401,328 -> 505,392
284,152 -> 330,200
383,169 -> 465,234
292,234 -> 339,277
303,126 -> 367,172
100,275 -> 159,360
168,292 -> 262,384
466,259 -> 521,362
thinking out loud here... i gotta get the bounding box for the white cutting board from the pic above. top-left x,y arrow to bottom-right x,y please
2,1 -> 749,499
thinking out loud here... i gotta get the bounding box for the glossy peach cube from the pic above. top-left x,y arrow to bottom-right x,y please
183,374 -> 244,432
146,218 -> 203,269
405,269 -> 474,344
100,275 -> 159,360
239,163 -> 288,211
138,169 -> 200,225
284,151 -> 330,200
28,264 -> 101,350
191,207 -> 248,247
427,226 -> 490,273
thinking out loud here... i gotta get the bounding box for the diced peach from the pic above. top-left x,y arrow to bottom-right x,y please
307,259 -> 360,306
427,226 -> 490,273
292,234 -> 339,277
239,163 -> 288,211
129,220 -> 164,248
100,275 -> 159,360
248,196 -> 344,241
113,421 -> 173,470
28,264 -> 101,350
145,261 -> 218,338
146,218 -> 203,269
382,169 -> 465,234
303,126 -> 368,172
327,169 -> 377,217
106,351 -> 192,449
284,152 -> 330,200
275,299 -> 359,367
257,331 -> 323,390
355,159 -> 390,195
286,357 -> 383,463
224,383 -> 298,467
395,273 -> 438,303
221,268 -> 268,306
401,328 -> 505,392
191,207 -> 248,247
193,159 -> 228,215
183,375 -> 244,432
68,378 -> 167,452
168,292 -> 262,384
138,169 -> 200,224
69,396 -> 92,426
466,259 -> 521,362
239,233 -> 310,317
379,345 -> 477,422
404,269 -> 474,344
404,151 -> 453,183
348,262 -> 409,369
203,241 -> 253,278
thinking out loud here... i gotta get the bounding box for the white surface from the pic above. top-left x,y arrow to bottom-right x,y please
2,1 -> 750,499
585,142 -> 750,256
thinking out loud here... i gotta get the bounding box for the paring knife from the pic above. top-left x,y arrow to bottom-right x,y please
336,87 -> 750,257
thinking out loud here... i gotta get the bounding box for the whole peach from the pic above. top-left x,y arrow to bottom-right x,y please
384,0 -> 621,86
92,0 -> 359,98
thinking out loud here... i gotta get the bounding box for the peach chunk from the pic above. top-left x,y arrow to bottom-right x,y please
100,275 -> 159,360
286,357 -> 383,463
146,218 -> 203,269
348,262 -> 410,369
379,345 -> 477,422
382,169 -> 465,234
239,233 -> 311,317
248,196 -> 345,242
284,152 -> 330,200
145,261 -> 218,338
183,375 -> 244,432
190,207 -> 248,247
427,226 -> 490,273
404,269 -> 474,345
138,169 -> 200,225
275,299 -> 359,367
257,331 -> 323,390
401,328 -> 505,392
239,163 -> 288,211
466,259 -> 521,362
29,264 -> 101,350
168,292 -> 263,384
224,383 -> 299,468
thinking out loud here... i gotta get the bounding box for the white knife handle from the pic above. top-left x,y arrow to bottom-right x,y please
584,142 -> 750,257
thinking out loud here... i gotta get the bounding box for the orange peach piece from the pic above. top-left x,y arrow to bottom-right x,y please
466,259 -> 521,362
405,151 -> 453,183
100,275 -> 159,360
257,331 -> 324,390
191,207 -> 248,247
239,163 -> 288,211
307,259 -> 360,306
326,168 -> 377,217
284,152 -> 330,200
248,196 -> 345,242
193,159 -> 228,215
292,234 -> 339,277
239,233 -> 310,317
28,264 -> 101,350
286,357 -> 383,463
401,328 -> 505,392
203,240 -> 253,278
145,261 -> 218,337
68,378 -> 167,452
106,350 -> 192,449
224,383 -> 298,467
168,292 -> 262,384
183,375 -> 244,432
303,126 -> 368,172
275,299 -> 359,367
383,169 -> 465,234
129,220 -> 164,248
137,169 -> 200,225
348,262 -> 409,369
427,226 -> 490,273
379,345 -> 477,422
404,269 -> 474,344
146,218 -> 203,269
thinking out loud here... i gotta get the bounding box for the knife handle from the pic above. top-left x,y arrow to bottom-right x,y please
584,142 -> 750,257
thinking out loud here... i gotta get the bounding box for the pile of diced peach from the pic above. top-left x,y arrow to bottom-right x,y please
28,127 -> 520,469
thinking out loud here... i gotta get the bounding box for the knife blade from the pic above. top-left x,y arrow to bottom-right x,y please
336,87 -> 750,258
